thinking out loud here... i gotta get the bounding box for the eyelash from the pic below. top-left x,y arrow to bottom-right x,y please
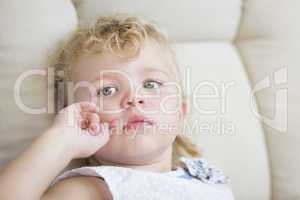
143,79 -> 163,89
96,79 -> 164,97
96,84 -> 118,97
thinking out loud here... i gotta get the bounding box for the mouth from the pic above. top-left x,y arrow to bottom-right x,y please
124,117 -> 155,130
108,116 -> 155,131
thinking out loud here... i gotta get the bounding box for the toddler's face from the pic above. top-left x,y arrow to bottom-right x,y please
70,40 -> 187,165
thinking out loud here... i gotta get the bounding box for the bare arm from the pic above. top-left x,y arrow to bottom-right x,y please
0,102 -> 110,200
42,176 -> 112,200
0,128 -> 74,200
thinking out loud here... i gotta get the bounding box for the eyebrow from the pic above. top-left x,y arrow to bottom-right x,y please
141,67 -> 171,78
91,66 -> 171,82
92,72 -> 120,82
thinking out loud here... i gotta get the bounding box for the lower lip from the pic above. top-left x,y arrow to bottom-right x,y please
125,121 -> 153,130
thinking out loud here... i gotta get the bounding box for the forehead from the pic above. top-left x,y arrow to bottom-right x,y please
71,39 -> 174,81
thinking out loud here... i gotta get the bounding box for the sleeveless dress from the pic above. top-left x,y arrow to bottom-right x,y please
50,156 -> 234,200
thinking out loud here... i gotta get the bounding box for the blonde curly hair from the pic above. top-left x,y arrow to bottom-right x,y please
54,14 -> 200,169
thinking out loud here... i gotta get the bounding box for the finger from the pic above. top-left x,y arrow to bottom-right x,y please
78,112 -> 100,134
81,112 -> 100,125
77,101 -> 100,113
78,119 -> 89,129
88,123 -> 100,135
89,122 -> 109,136
82,112 -> 101,135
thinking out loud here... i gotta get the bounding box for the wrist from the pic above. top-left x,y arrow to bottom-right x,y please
42,127 -> 76,162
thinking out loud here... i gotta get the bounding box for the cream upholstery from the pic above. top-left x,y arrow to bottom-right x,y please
0,0 -> 77,166
172,42 -> 270,199
235,1 -> 300,199
0,1 -> 299,199
74,0 -> 241,41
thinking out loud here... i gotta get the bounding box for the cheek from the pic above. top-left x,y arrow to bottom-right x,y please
154,96 -> 183,134
156,115 -> 182,135
142,96 -> 161,113
161,97 -> 181,113
158,91 -> 182,117
96,97 -> 122,113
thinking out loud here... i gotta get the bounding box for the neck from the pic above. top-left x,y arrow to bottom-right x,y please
90,147 -> 174,173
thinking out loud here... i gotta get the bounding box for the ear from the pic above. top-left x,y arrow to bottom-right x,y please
177,96 -> 188,138
181,96 -> 188,119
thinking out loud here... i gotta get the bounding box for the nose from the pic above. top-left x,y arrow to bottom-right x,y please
122,97 -> 145,109
127,99 -> 144,106
121,82 -> 146,109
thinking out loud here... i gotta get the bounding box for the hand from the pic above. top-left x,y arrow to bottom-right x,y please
50,101 -> 110,159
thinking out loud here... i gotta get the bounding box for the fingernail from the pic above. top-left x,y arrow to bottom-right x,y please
94,124 -> 100,132
90,123 -> 99,135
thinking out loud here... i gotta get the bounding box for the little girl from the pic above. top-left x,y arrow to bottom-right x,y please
0,14 -> 234,200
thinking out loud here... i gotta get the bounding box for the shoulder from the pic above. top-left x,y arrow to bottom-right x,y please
43,176 -> 112,200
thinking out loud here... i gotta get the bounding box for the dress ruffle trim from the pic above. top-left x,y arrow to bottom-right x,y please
179,157 -> 230,184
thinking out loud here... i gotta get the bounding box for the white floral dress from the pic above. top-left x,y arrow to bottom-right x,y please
50,156 -> 234,200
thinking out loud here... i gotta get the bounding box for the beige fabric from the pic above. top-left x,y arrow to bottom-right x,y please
172,42 -> 270,200
235,0 -> 300,199
73,0 -> 242,41
0,0 -> 77,167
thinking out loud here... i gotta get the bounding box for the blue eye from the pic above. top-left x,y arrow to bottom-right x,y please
143,79 -> 163,89
97,86 -> 119,96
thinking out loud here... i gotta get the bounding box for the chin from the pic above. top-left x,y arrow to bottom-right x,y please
94,134 -> 175,165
